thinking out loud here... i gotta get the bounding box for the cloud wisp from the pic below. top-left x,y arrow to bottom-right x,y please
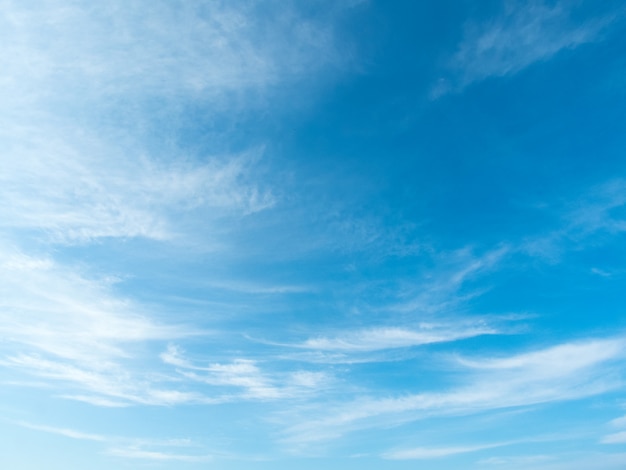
280,337 -> 626,445
434,0 -> 614,95
15,421 -> 107,442
13,420 -> 217,463
0,0 -> 357,246
0,129 -> 273,243
522,178 -> 626,260
297,322 -> 498,353
0,0 -> 352,106
161,345 -> 331,402
383,442 -> 508,460
0,244 -> 210,407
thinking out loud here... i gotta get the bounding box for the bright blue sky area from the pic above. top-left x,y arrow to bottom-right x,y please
2,1 -> 626,468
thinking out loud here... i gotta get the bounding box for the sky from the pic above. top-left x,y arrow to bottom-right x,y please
1,0 -> 626,468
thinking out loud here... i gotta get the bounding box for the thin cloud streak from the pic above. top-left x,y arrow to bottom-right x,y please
0,244 -> 212,407
601,431 -> 626,444
299,323 -> 498,352
106,447 -> 213,462
281,337 -> 626,445
0,132 -> 274,243
0,0 -> 356,246
434,0 -> 613,95
522,179 -> 626,260
14,419 -> 221,464
383,442 -> 505,460
162,345 -> 331,401
16,421 -> 107,442
0,246 -> 199,363
0,0 -> 352,104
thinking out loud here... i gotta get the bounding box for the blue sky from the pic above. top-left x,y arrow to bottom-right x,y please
1,0 -> 626,468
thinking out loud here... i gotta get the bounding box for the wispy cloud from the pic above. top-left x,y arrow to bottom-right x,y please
386,433 -> 577,461
0,244 -> 207,406
478,454 -> 555,466
601,410 -> 626,444
478,452 -> 626,470
434,0 -> 614,95
14,419 -> 215,463
280,337 -> 626,445
0,133 -> 273,243
390,246 -> 509,314
3,353 -> 204,407
601,431 -> 626,444
0,246 -> 196,362
106,447 -> 213,462
383,442 -> 505,460
16,421 -> 107,442
0,0 -> 352,105
297,322 -> 498,352
263,247 -> 516,362
522,178 -> 626,260
161,345 -> 331,401
0,0 -> 359,245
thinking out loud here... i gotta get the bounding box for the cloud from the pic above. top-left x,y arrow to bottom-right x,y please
280,337 -> 626,444
0,129 -> 273,243
271,247 -> 519,363
387,433 -> 577,461
0,246 -> 196,362
601,412 -> 626,443
161,345 -> 331,401
389,246 -> 509,314
522,179 -> 626,260
3,353 -> 206,407
609,414 -> 626,428
16,421 -> 107,442
478,454 -> 555,466
601,431 -> 626,444
435,0 -> 613,95
384,442 -> 505,460
298,322 -> 498,352
0,0 -> 358,245
0,244 -> 210,406
0,0 -> 352,105
106,447 -> 213,462
14,419 -> 219,463
203,280 -> 313,295
478,452 -> 626,470
455,339 -> 624,373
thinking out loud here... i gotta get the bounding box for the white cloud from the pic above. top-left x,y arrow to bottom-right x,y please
601,431 -> 626,444
275,247 -> 520,362
384,442 -> 505,460
281,337 -> 626,445
456,339 -> 625,375
3,353 -> 206,407
609,414 -> 626,428
522,179 -> 626,260
0,244 -> 212,406
0,128 -> 273,243
107,447 -> 213,462
390,246 -> 509,314
436,0 -> 612,95
478,454 -> 555,466
478,452 -> 626,470
161,345 -> 331,401
15,419 -> 220,464
299,323 -> 498,352
0,0 -> 351,105
16,421 -> 107,442
0,0 -> 358,245
0,246 -> 195,363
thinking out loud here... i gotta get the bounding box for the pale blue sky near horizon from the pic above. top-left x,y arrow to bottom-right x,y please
2,1 -> 626,468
